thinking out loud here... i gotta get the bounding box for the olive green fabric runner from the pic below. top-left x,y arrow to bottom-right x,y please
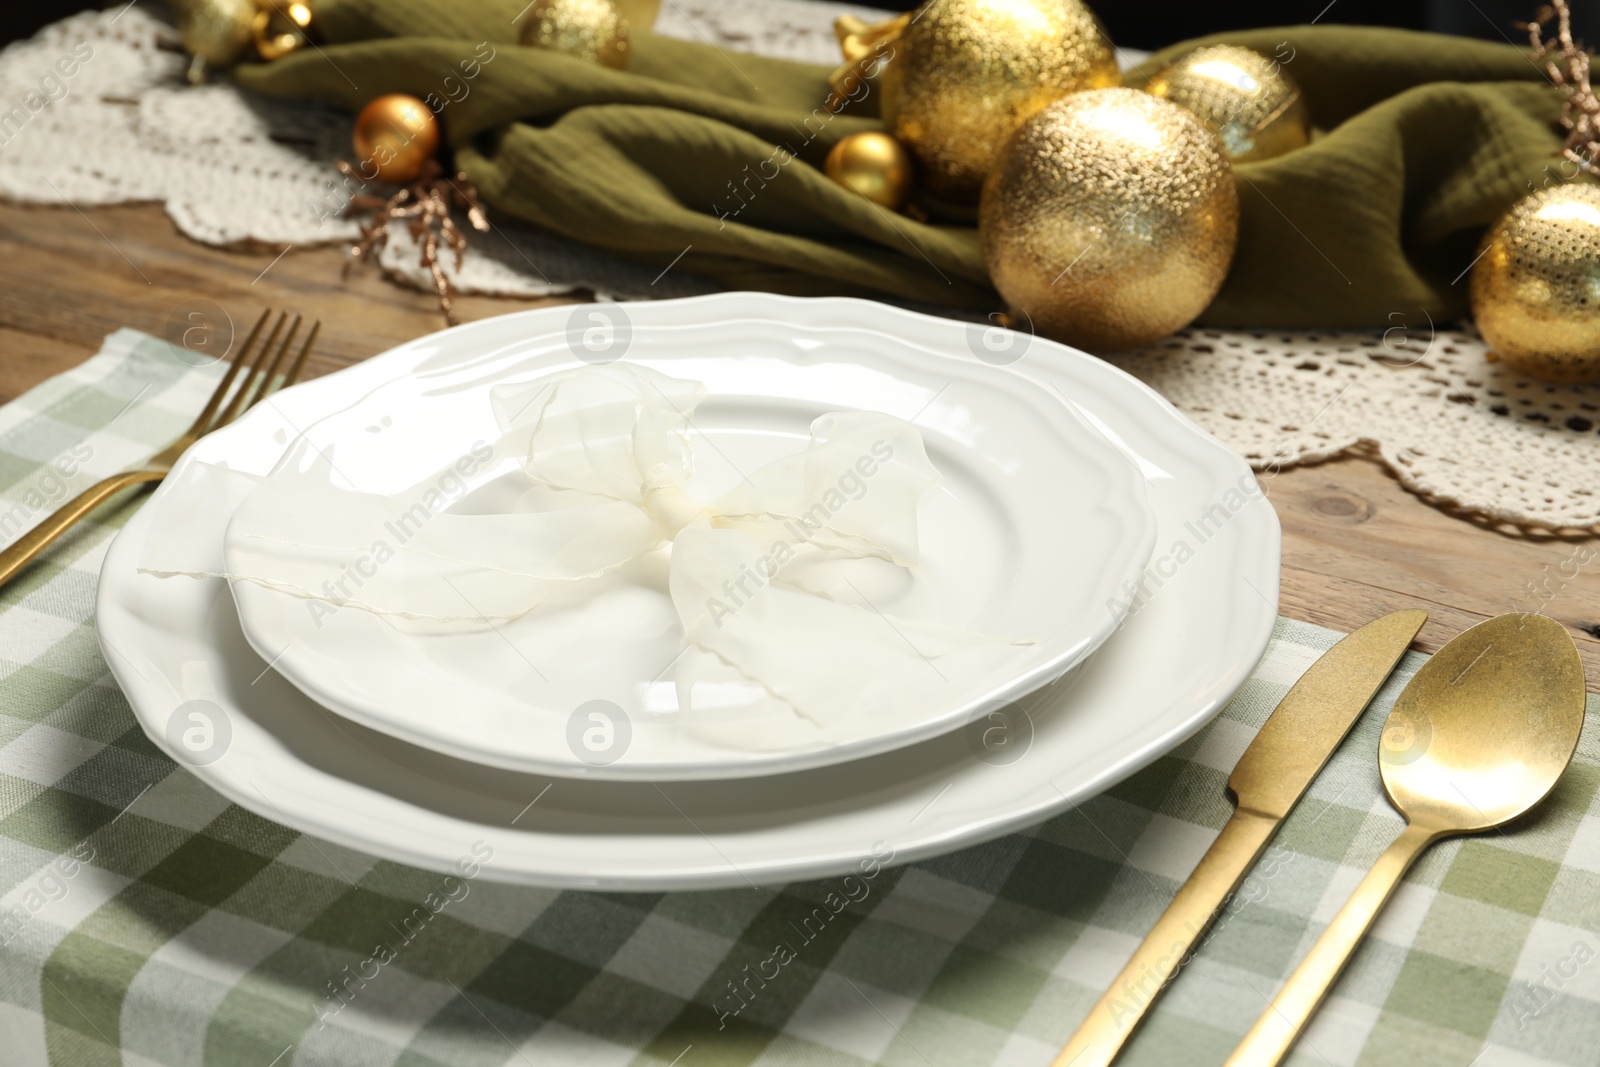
235,3 -> 1566,328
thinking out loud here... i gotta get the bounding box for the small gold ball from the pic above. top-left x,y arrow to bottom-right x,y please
252,1 -> 315,62
352,95 -> 440,185
176,0 -> 256,67
1144,45 -> 1310,163
824,132 -> 915,211
1471,184 -> 1600,383
519,0 -> 630,69
882,0 -> 1120,203
980,88 -> 1240,351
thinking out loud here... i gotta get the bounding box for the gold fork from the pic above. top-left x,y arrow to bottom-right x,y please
0,309 -> 319,589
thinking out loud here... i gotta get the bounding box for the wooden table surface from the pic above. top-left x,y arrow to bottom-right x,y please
7,198 -> 1600,687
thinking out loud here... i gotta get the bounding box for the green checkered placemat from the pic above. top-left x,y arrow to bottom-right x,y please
3,330 -> 1599,1067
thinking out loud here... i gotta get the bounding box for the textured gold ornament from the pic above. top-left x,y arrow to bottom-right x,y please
878,0 -> 1120,203
980,88 -> 1240,351
252,1 -> 316,62
1143,44 -> 1309,163
352,94 -> 441,185
1471,184 -> 1600,383
824,132 -> 915,211
175,0 -> 256,82
519,0 -> 630,69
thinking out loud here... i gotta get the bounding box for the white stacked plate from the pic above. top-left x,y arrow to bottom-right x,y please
97,294 -> 1279,890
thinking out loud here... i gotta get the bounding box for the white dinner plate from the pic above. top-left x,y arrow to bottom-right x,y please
192,314 -> 1154,779
97,294 -> 1279,890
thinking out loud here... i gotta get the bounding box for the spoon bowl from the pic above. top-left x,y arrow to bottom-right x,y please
1379,612 -> 1586,833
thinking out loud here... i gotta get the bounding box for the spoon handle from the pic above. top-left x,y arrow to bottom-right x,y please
1223,822 -> 1439,1067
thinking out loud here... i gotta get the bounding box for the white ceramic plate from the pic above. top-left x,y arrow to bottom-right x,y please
97,294 -> 1279,890
182,307 -> 1156,780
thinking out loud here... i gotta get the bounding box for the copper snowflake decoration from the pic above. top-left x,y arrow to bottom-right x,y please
1526,0 -> 1600,177
340,158 -> 491,325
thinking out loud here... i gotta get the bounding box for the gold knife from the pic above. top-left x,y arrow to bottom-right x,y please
1052,608 -> 1427,1067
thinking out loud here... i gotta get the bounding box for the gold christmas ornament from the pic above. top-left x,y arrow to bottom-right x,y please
519,0 -> 630,69
352,95 -> 441,185
174,0 -> 256,82
824,132 -> 915,211
252,1 -> 316,62
1143,44 -> 1309,163
877,0 -> 1121,203
979,88 -> 1240,351
1471,183 -> 1600,383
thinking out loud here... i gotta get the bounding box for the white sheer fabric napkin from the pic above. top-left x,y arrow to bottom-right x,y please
140,365 -> 1030,743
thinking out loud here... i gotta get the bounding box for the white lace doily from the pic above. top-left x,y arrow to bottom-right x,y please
1,6 -> 1596,530
1114,325 -> 1600,530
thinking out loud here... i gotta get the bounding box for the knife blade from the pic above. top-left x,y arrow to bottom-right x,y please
1052,608 -> 1427,1067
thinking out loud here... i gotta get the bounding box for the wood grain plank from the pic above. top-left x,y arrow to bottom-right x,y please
1266,454 -> 1600,687
0,200 -> 576,398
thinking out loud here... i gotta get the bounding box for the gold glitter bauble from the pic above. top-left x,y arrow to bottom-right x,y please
881,0 -> 1120,203
979,88 -> 1240,351
824,132 -> 915,211
352,95 -> 440,184
1143,44 -> 1309,163
519,0 -> 630,69
252,1 -> 316,62
175,0 -> 256,67
1471,184 -> 1600,383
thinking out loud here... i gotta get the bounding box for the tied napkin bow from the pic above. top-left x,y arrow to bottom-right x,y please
142,365 -> 1030,742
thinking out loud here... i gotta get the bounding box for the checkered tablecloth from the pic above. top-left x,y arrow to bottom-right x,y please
2,330 -> 1598,1067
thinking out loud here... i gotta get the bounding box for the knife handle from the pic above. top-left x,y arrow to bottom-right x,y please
1223,822 -> 1438,1067
1053,807 -> 1279,1067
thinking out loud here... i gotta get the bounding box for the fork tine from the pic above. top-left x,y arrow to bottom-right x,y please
277,320 -> 319,392
235,314 -> 303,417
185,308 -> 270,437
213,312 -> 288,431
241,319 -> 319,419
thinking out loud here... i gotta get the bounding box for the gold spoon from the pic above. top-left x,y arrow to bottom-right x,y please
1226,612 -> 1587,1067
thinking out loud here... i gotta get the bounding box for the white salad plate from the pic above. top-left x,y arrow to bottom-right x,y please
142,300 -> 1156,781
98,294 -> 1280,890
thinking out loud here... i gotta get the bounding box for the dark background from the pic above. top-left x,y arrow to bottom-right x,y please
1104,0 -> 1600,51
1,1 -> 1595,57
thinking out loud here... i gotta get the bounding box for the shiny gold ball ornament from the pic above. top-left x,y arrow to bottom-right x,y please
519,0 -> 630,69
1471,184 -> 1600,383
1143,45 -> 1309,163
824,132 -> 915,211
980,88 -> 1240,350
352,95 -> 441,185
175,0 -> 256,81
881,0 -> 1120,203
252,1 -> 316,62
